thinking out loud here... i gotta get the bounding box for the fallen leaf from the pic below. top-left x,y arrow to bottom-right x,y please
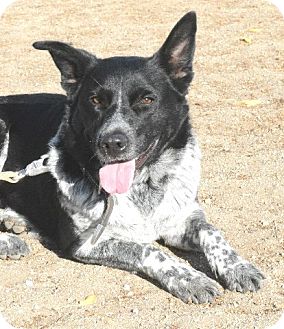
240,37 -> 252,44
79,294 -> 97,305
238,99 -> 262,107
247,28 -> 262,33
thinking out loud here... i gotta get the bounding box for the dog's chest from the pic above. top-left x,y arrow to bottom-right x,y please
54,139 -> 201,244
105,195 -> 158,243
103,148 -> 201,243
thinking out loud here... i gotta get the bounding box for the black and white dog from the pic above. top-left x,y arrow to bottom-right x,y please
0,12 -> 264,303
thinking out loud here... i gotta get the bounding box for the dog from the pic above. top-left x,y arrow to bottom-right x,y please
0,11 -> 264,303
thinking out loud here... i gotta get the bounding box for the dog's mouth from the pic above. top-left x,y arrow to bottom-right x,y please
99,139 -> 159,195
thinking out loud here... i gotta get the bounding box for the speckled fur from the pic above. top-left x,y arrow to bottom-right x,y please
48,129 -> 264,303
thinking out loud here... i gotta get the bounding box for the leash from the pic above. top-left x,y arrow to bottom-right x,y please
0,154 -> 49,183
76,194 -> 115,246
90,195 -> 115,245
0,153 -> 114,245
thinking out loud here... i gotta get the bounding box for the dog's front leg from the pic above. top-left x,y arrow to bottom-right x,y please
72,237 -> 221,303
162,206 -> 265,292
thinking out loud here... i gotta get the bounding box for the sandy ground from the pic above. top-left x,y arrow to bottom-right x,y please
0,0 -> 283,328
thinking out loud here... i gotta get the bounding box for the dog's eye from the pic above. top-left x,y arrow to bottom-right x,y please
141,96 -> 154,105
90,96 -> 101,105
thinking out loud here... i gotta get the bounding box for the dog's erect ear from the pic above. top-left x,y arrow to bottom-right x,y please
33,41 -> 97,95
154,11 -> 197,94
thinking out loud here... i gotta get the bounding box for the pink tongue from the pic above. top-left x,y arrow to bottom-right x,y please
99,159 -> 135,195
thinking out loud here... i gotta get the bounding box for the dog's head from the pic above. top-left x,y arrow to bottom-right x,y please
34,11 -> 197,194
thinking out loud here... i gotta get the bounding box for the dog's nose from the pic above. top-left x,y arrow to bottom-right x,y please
99,132 -> 129,157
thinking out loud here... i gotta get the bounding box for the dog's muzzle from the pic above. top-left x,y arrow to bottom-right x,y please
99,138 -> 159,195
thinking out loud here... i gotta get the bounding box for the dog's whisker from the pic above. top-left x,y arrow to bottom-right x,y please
91,76 -> 103,88
89,153 -> 97,162
81,166 -> 98,188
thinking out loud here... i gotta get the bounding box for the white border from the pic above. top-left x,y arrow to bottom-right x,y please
0,0 -> 16,16
0,0 -> 282,328
0,4 -> 20,328
0,313 -> 19,329
269,0 -> 284,16
268,313 -> 284,329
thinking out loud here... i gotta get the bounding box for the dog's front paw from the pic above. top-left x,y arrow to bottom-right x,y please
220,262 -> 265,292
0,233 -> 29,260
168,274 -> 222,304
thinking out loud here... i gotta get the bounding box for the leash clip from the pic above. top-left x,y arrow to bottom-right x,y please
0,154 -> 49,184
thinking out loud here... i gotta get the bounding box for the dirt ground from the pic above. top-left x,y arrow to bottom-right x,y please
0,0 -> 283,328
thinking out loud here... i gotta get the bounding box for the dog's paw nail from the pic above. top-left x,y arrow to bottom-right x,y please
221,262 -> 265,293
12,225 -> 26,234
2,219 -> 27,234
9,254 -> 22,260
3,219 -> 14,230
178,276 -> 221,304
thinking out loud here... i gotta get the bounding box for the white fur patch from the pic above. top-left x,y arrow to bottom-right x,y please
104,194 -> 157,243
152,140 -> 201,236
117,83 -> 122,110
0,130 -> 9,172
0,233 -> 12,243
75,235 -> 94,257
48,146 -> 74,197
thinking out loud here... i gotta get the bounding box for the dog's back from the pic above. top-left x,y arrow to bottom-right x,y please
0,93 -> 66,237
0,93 -> 65,166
